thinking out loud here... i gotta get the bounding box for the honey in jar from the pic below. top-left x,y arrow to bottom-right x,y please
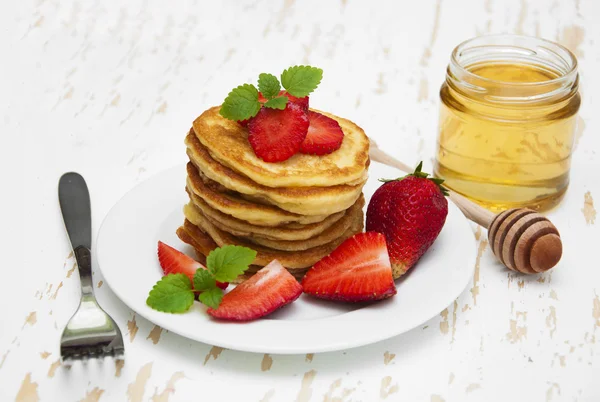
434,35 -> 580,211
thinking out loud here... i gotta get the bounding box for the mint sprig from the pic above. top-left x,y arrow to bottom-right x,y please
258,73 -> 289,109
146,274 -> 194,313
281,66 -> 323,97
198,288 -> 223,310
219,84 -> 261,121
146,245 -> 256,313
207,245 -> 257,283
193,269 -> 216,292
264,96 -> 288,110
258,73 -> 281,99
219,65 -> 322,121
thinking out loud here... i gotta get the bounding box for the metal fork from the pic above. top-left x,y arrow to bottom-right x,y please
58,172 -> 125,361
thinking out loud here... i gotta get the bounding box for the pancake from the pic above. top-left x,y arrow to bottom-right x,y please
176,225 -> 306,283
188,193 -> 345,238
231,267 -> 309,283
186,163 -> 330,227
177,223 -> 219,258
244,196 -> 364,251
186,130 -> 366,216
192,106 -> 370,188
177,211 -> 363,269
186,188 -> 347,241
184,194 -> 364,251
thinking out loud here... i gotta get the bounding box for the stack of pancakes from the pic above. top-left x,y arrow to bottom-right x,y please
177,106 -> 370,281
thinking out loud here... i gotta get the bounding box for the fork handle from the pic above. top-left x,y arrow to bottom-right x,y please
59,173 -> 94,295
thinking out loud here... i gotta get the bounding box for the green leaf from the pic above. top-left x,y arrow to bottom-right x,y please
263,96 -> 288,110
198,288 -> 223,310
414,161 -> 423,173
412,161 -> 429,178
281,65 -> 323,97
206,245 -> 257,283
258,73 -> 281,99
219,84 -> 261,121
193,269 -> 217,292
146,274 -> 194,313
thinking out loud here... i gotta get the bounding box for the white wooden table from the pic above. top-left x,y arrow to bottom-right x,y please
3,0 -> 599,401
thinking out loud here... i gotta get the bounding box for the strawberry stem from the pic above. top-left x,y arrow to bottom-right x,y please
378,161 -> 449,196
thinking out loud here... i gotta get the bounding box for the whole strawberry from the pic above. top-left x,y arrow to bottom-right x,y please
366,162 -> 448,278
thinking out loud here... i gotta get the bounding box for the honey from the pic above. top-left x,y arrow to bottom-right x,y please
434,35 -> 580,211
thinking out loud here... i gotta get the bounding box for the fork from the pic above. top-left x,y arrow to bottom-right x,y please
58,172 -> 125,361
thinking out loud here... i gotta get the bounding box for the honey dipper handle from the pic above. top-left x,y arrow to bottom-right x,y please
368,140 -> 414,173
368,140 -> 495,228
447,191 -> 495,228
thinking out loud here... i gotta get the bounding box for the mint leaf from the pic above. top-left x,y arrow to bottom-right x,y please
219,84 -> 261,121
264,96 -> 288,110
193,269 -> 217,292
281,66 -> 323,97
198,288 -> 223,310
206,245 -> 257,283
258,73 -> 281,99
146,274 -> 194,313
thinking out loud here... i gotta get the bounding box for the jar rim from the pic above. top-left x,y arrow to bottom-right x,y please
450,34 -> 578,89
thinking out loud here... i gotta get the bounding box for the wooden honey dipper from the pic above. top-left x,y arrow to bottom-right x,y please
369,140 -> 562,274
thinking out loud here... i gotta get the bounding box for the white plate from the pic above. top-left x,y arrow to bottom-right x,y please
97,162 -> 476,354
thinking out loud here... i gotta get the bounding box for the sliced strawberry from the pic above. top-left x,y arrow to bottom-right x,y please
280,91 -> 309,111
208,260 -> 302,321
261,91 -> 308,110
301,232 -> 396,302
300,111 -> 344,155
247,102 -> 309,162
157,241 -> 228,290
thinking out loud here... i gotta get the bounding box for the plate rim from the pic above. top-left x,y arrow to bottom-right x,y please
96,164 -> 477,354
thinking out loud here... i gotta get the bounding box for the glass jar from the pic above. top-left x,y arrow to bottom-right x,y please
434,34 -> 580,211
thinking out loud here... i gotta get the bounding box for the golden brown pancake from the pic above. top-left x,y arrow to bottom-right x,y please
176,225 -> 301,283
186,188 -> 347,241
186,163 -> 330,226
178,106 -> 371,280
177,212 -> 363,269
230,267 -> 309,283
192,106 -> 370,188
244,196 -> 364,251
186,130 -> 366,215
184,194 -> 364,251
176,223 -> 218,258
